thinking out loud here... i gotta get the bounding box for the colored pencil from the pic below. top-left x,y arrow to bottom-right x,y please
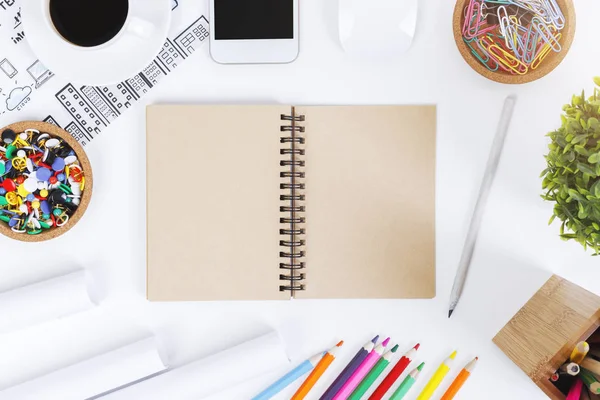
368,344 -> 420,400
566,378 -> 583,400
320,336 -> 378,400
580,369 -> 600,394
333,338 -> 390,400
582,358 -> 600,376
440,357 -> 478,400
580,387 -> 592,400
252,352 -> 324,400
561,362 -> 581,376
348,344 -> 399,400
572,342 -> 591,364
291,341 -> 344,400
389,362 -> 425,400
416,351 -> 457,400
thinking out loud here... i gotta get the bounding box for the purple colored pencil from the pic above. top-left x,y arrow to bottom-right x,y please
319,336 -> 379,400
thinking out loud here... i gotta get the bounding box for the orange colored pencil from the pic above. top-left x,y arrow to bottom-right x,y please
291,341 -> 344,400
440,357 -> 478,400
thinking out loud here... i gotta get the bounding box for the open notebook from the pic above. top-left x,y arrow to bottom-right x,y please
147,105 -> 436,301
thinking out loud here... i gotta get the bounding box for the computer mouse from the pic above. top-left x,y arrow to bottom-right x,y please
339,0 -> 418,58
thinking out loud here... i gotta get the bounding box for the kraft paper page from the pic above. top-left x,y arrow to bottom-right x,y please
297,105 -> 436,299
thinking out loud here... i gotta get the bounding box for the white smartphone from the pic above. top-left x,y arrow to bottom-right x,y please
209,0 -> 299,64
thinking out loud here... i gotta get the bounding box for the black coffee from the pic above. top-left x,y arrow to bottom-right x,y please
49,0 -> 129,47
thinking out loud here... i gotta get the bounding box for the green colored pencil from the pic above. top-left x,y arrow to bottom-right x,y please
580,369 -> 600,394
389,362 -> 425,400
348,344 -> 399,400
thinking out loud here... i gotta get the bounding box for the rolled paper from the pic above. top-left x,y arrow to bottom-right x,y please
0,337 -> 167,400
98,331 -> 289,399
0,270 -> 97,334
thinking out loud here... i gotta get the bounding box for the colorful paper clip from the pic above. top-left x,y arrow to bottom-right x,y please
461,0 -> 565,75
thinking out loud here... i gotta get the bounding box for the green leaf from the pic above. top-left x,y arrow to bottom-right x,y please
592,180 -> 600,197
575,145 -> 589,156
594,76 -> 600,87
561,234 -> 577,240
549,215 -> 556,225
569,189 -> 585,201
579,203 -> 587,219
589,153 -> 600,164
573,135 -> 587,144
578,163 -> 597,176
573,95 -> 583,106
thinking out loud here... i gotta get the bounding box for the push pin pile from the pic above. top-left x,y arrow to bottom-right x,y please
0,128 -> 85,235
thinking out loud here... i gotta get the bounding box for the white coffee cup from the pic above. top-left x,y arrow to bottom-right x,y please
23,0 -> 171,85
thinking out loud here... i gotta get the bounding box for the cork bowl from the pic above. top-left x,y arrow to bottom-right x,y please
453,0 -> 576,84
0,121 -> 93,242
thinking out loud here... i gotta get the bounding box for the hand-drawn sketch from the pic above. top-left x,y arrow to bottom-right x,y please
0,0 -> 210,146
43,115 -> 61,128
13,7 -> 21,29
0,58 -> 18,78
173,17 -> 209,56
27,60 -> 54,88
56,84 -> 105,140
6,85 -> 31,111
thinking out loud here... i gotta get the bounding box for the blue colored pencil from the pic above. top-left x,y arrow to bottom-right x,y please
319,336 -> 379,400
252,352 -> 324,400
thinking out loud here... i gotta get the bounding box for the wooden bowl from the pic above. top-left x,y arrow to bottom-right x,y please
453,0 -> 576,84
0,121 -> 93,242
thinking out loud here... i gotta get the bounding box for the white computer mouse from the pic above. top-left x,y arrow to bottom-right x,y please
339,0 -> 418,58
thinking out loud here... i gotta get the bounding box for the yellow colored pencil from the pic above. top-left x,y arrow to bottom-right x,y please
571,342 -> 590,364
291,341 -> 343,400
416,351 -> 457,400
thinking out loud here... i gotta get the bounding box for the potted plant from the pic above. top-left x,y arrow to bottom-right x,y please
542,78 -> 600,254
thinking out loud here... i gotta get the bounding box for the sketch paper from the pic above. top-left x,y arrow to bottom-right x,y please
0,0 -> 208,146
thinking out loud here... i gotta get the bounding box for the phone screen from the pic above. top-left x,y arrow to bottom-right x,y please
214,0 -> 293,40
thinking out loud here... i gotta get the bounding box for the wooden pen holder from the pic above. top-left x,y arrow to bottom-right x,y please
494,275 -> 600,399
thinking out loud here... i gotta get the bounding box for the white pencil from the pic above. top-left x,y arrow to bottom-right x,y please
448,95 -> 517,318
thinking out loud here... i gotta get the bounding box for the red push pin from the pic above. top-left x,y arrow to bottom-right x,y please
1,178 -> 16,192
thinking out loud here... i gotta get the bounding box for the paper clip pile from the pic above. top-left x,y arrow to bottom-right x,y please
462,0 -> 565,75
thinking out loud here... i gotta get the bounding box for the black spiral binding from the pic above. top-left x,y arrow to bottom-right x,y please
279,108 -> 306,296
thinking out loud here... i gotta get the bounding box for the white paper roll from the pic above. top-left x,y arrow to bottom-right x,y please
0,337 -> 168,400
0,270 -> 97,334
103,331 -> 290,400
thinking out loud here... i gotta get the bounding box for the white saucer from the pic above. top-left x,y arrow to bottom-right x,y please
23,0 -> 171,86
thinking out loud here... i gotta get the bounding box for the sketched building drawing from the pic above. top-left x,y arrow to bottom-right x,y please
56,84 -> 106,139
173,16 -> 209,57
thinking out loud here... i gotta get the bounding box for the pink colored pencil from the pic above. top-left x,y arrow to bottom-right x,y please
566,379 -> 583,400
333,338 -> 390,400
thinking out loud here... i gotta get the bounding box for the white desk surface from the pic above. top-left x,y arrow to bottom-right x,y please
2,0 -> 600,399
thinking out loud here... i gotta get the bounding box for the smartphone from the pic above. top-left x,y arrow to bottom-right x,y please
0,59 -> 18,79
209,0 -> 299,64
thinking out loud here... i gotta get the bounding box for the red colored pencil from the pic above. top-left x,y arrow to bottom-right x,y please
368,344 -> 420,400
